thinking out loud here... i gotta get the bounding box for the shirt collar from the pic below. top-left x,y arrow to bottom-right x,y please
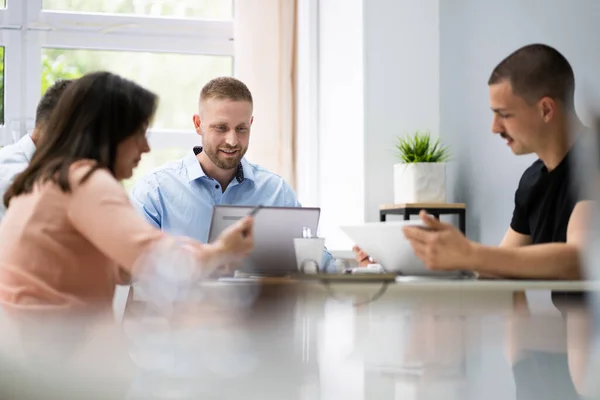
16,134 -> 36,163
184,146 -> 255,183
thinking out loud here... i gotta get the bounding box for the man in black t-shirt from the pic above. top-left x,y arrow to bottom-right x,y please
397,44 -> 596,398
398,43 -> 594,280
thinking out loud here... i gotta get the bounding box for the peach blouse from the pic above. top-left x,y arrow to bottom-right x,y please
0,163 -> 163,308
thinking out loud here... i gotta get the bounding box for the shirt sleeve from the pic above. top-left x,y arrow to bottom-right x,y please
129,176 -> 162,229
0,179 -> 9,221
0,166 -> 23,221
510,186 -> 531,235
67,165 -> 164,272
278,180 -> 302,207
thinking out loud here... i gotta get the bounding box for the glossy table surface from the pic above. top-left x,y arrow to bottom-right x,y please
1,278 -> 599,399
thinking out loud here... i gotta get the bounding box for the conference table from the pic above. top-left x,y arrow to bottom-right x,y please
2,278 -> 599,400
121,277 -> 600,400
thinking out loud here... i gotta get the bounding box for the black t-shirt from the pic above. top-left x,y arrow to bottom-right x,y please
510,151 -> 580,244
510,147 -> 591,308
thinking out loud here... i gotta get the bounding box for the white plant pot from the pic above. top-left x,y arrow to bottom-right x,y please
393,162 -> 447,204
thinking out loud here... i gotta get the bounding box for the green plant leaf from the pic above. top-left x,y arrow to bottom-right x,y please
394,130 -> 450,164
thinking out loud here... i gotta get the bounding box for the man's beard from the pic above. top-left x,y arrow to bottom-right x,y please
205,145 -> 246,170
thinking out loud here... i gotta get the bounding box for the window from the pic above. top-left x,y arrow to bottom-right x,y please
122,146 -> 190,192
1,0 -> 233,185
43,0 -> 233,20
0,47 -> 4,126
42,49 -> 233,130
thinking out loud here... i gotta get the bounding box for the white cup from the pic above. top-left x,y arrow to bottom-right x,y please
293,237 -> 325,274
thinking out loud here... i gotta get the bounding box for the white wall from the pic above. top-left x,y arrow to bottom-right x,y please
316,0 -> 439,250
316,0 -> 365,250
296,0 -> 320,209
440,0 -> 600,244
363,0 -> 440,223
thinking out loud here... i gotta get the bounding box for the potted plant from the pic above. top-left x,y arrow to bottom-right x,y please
393,130 -> 450,204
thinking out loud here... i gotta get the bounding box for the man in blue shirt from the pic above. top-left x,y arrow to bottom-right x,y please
130,77 -> 333,268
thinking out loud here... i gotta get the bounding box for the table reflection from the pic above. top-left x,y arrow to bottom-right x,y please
0,280 -> 598,400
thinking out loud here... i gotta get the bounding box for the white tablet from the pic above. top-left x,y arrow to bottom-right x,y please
340,221 -> 471,277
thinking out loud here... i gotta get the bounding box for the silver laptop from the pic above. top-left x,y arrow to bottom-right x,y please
207,205 -> 321,276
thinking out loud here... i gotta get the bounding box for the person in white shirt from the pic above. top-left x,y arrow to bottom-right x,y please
0,79 -> 73,221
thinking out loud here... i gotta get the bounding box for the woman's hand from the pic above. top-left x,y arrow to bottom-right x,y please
213,216 -> 255,263
175,216 -> 254,277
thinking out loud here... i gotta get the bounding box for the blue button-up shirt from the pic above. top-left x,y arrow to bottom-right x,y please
130,148 -> 333,268
0,135 -> 36,222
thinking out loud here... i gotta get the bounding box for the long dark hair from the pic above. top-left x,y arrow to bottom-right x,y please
3,71 -> 158,208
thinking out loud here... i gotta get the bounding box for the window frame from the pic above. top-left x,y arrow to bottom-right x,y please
0,30 -> 23,146
0,1 -> 23,145
1,0 -> 233,146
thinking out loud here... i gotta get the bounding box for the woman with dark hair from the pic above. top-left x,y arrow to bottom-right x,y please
0,71 -> 254,308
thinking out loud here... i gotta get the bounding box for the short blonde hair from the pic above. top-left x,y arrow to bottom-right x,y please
199,77 -> 253,105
